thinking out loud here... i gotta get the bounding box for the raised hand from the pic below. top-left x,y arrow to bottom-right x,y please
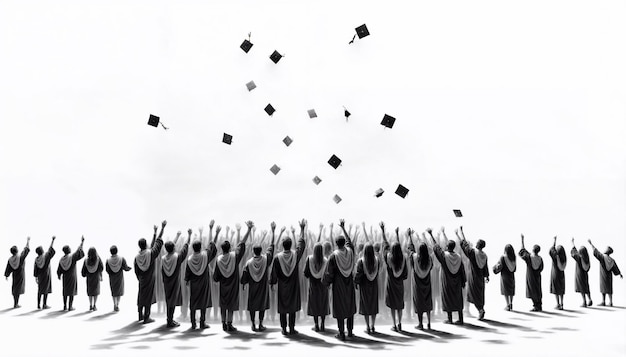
299,219 -> 307,230
339,219 -> 345,228
236,223 -> 242,231
280,226 -> 286,234
426,227 -> 433,235
290,226 -> 296,236
271,222 -> 276,231
27,237 -> 31,242
81,235 -> 85,242
571,237 -> 575,245
52,236 -> 56,241
440,226 -> 445,233
209,220 -> 215,229
215,226 -> 222,235
162,220 -> 167,227
395,227 -> 400,236
176,231 -> 182,238
187,229 -> 193,236
379,221 -> 385,230
407,228 -> 414,237
246,221 -> 254,229
154,225 -> 158,233
198,227 -> 204,236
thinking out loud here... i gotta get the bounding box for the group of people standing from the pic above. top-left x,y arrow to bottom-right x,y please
4,219 -> 623,341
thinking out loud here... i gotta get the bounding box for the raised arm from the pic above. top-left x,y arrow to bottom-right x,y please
174,230 -> 183,245
317,223 -> 324,243
209,219 -> 215,244
459,226 -> 467,241
213,225 -> 221,244
340,219 -> 351,241
151,224 -> 157,248
407,228 -> 416,253
394,227 -> 400,243
241,221 -> 254,244
50,236 -> 56,249
553,236 -> 557,248
236,223 -> 242,244
26,236 -> 30,250
521,234 -> 525,250
362,222 -> 370,242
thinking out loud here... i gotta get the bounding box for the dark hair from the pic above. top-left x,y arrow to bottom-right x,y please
138,238 -> 147,250
532,244 -> 541,254
557,245 -> 566,264
447,240 -> 456,252
312,243 -> 324,271
192,240 -> 202,253
221,241 -> 231,253
363,243 -> 375,273
373,242 -> 381,253
323,241 -> 332,257
605,246 -> 614,255
87,247 -> 98,266
10,246 -> 18,255
336,236 -> 346,248
110,245 -> 118,255
253,245 -> 262,256
505,244 -> 516,262
282,237 -> 292,250
36,246 -> 44,255
579,246 -> 589,265
164,241 -> 175,253
476,239 -> 486,250
391,242 -> 403,269
357,243 -> 364,254
418,242 -> 430,269
62,245 -> 71,255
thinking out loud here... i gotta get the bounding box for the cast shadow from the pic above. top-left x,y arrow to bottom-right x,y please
607,305 -> 626,309
110,321 -> 145,335
17,309 -> 42,317
398,329 -> 438,340
88,311 -> 117,321
40,310 -> 69,319
0,307 -> 16,314
587,306 -> 612,311
512,310 -> 549,318
283,331 -> 338,348
482,339 -> 509,344
454,322 -> 498,332
173,346 -> 198,350
549,326 -> 578,332
481,318 -> 534,332
69,310 -> 93,318
423,328 -> 466,341
346,335 -> 398,349
538,310 -> 573,318
223,329 -> 272,342
561,309 -> 584,314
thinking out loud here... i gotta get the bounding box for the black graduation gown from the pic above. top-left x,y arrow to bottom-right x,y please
303,256 -> 330,316
213,242 -> 246,310
106,257 -> 131,297
4,247 -> 30,296
549,247 -> 565,295
57,248 -> 85,297
354,259 -> 379,315
34,247 -> 55,295
270,238 -> 306,314
518,248 -> 543,301
81,259 -> 104,296
162,243 -> 189,307
460,240 -> 489,307
493,256 -> 516,296
322,241 -> 357,319
433,245 -> 466,312
593,248 -> 621,294
185,243 -> 217,310
134,237 -> 164,307
571,247 -> 590,294
241,246 -> 274,312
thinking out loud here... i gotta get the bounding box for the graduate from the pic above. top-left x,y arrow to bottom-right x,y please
271,219 -> 307,336
34,236 -> 55,309
161,229 -> 190,327
323,219 -> 357,341
518,235 -> 543,311
570,238 -> 592,307
588,239 -> 623,306
428,227 -> 466,325
493,244 -> 516,311
5,237 -> 30,308
241,222 -> 278,331
134,221 -> 166,324
56,236 -> 85,311
185,225 -> 219,330
81,247 -> 104,311
105,245 -> 132,312
549,236 -> 567,310
457,227 -> 489,320
214,221 -> 253,332
380,224 -> 408,332
407,230 -> 433,330
303,238 -> 330,332
354,240 -> 380,334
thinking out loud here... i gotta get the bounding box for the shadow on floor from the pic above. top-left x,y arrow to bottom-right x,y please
0,307 -> 16,314
40,310 -> 69,319
482,339 -> 508,344
87,311 -> 117,321
16,309 -> 42,317
423,329 -> 466,341
454,322 -> 498,332
512,310 -> 549,318
481,318 -> 534,332
538,310 -> 574,318
549,326 -> 578,332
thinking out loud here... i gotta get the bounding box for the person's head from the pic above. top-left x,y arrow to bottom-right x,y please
504,244 -> 515,261
164,241 -> 175,254
313,243 -> 324,267
35,246 -> 44,256
110,245 -> 118,256
363,243 -> 375,271
579,246 -> 590,265
373,242 -> 381,253
138,238 -> 147,250
391,242 -> 403,267
192,240 -> 202,253
87,247 -> 98,265
556,245 -> 566,263
532,244 -> 541,255
10,246 -> 18,255
62,245 -> 71,255
323,241 -> 332,257
418,242 -> 430,268
282,237 -> 292,251
357,243 -> 364,255
476,239 -> 486,250
605,246 -> 614,255
447,240 -> 456,252
253,245 -> 262,256
221,241 -> 231,254
335,236 -> 346,249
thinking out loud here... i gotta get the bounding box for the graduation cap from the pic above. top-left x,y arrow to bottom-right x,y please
453,209 -> 463,217
381,114 -> 396,129
246,81 -> 256,91
343,106 -> 351,121
283,136 -> 293,147
312,176 -> 322,185
374,188 -> 384,198
328,154 -> 342,169
307,109 -> 317,118
395,184 -> 409,198
270,50 -> 283,64
147,114 -> 168,130
270,164 -> 281,175
264,104 -> 276,116
333,194 -> 342,204
240,32 -> 253,53
355,24 -> 370,39
222,133 -> 233,145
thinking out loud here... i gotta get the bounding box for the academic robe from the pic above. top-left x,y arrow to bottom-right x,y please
134,237 -> 164,307
34,247 -> 55,295
213,242 -> 246,310
322,240 -> 357,319
571,247 -> 590,294
303,255 -> 330,316
493,256 -> 516,296
161,243 -> 189,307
81,258 -> 104,296
593,248 -> 621,294
106,256 -> 131,297
270,237 -> 306,314
408,251 -> 433,314
518,248 -> 543,301
382,243 -> 408,309
549,247 -> 566,295
185,242 -> 217,310
57,248 -> 85,297
4,247 -> 30,296
241,245 -> 274,312
354,258 -> 379,315
433,245 -> 466,312
460,240 -> 489,307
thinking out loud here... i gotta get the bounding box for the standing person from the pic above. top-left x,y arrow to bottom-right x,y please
271,219 -> 307,336
381,225 -> 408,332
56,236 -> 85,311
106,245 -> 132,312
5,237 -> 30,308
428,228 -> 466,325
134,221 -> 166,324
323,219 -> 357,341
34,236 -> 56,309
355,242 -> 380,334
162,230 -> 190,327
518,235 -> 543,311
588,239 -> 623,306
493,244 -> 516,311
81,247 -> 104,311
407,229 -> 433,330
304,241 -> 330,332
571,238 -> 592,307
241,222 -> 277,331
549,237 -> 567,310
457,227 -> 489,320
185,225 -> 219,330
214,221 -> 253,332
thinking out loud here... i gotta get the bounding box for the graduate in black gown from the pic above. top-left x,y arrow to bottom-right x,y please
570,238 -> 592,307
518,235 -> 543,311
380,224 -> 408,332
588,239 -> 623,306
34,236 -> 55,309
493,244 -> 516,311
185,225 -> 219,330
429,228 -> 466,325
134,221 -> 166,324
106,245 -> 131,312
407,229 -> 433,330
161,230 -> 190,327
457,227 -> 489,320
549,236 -> 567,310
81,247 -> 104,311
5,237 -> 30,308
57,236 -> 85,311
304,240 -> 330,332
355,241 -> 380,334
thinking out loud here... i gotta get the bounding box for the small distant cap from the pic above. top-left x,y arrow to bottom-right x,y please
313,176 -> 322,185
246,81 -> 257,91
355,24 -> 370,39
395,184 -> 409,198
283,136 -> 293,147
344,109 -> 351,118
381,114 -> 396,129
270,164 -> 281,175
148,114 -> 160,127
453,209 -> 463,217
328,154 -> 342,169
374,188 -> 384,198
308,109 -> 317,118
270,50 -> 283,64
222,133 -> 233,145
264,104 -> 276,116
333,194 -> 342,204
240,39 -> 253,53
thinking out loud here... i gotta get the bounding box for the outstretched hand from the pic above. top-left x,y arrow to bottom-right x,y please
209,220 -> 215,229
246,221 -> 254,229
379,221 -> 385,230
81,235 -> 85,242
52,236 -> 56,241
271,222 -> 276,231
339,219 -> 345,228
299,219 -> 307,230
162,220 -> 167,227
187,229 -> 192,236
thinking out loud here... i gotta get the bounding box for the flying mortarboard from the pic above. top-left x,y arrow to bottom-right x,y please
264,104 -> 276,116
374,188 -> 384,198
328,154 -> 342,169
307,109 -> 317,118
222,133 -> 233,145
333,194 -> 342,204
355,24 -> 370,39
270,50 -> 283,64
246,81 -> 257,91
283,136 -> 293,147
240,32 -> 253,53
343,106 -> 351,120
381,114 -> 396,129
147,114 -> 168,130
312,176 -> 322,185
395,184 -> 409,198
453,209 -> 463,217
270,164 -> 281,175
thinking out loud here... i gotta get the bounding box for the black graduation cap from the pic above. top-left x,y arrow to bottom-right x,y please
270,50 -> 283,64
333,194 -> 342,204
374,188 -> 384,198
312,176 -> 322,185
453,209 -> 463,217
222,133 -> 233,145
270,164 -> 281,175
246,81 -> 256,91
240,39 -> 253,53
283,136 -> 293,147
395,184 -> 409,198
307,109 -> 317,118
344,108 -> 351,120
328,154 -> 342,169
355,24 -> 370,39
381,114 -> 396,129
147,114 -> 168,130
264,104 -> 276,116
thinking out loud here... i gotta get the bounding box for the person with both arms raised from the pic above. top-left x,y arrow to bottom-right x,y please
161,229 -> 190,328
